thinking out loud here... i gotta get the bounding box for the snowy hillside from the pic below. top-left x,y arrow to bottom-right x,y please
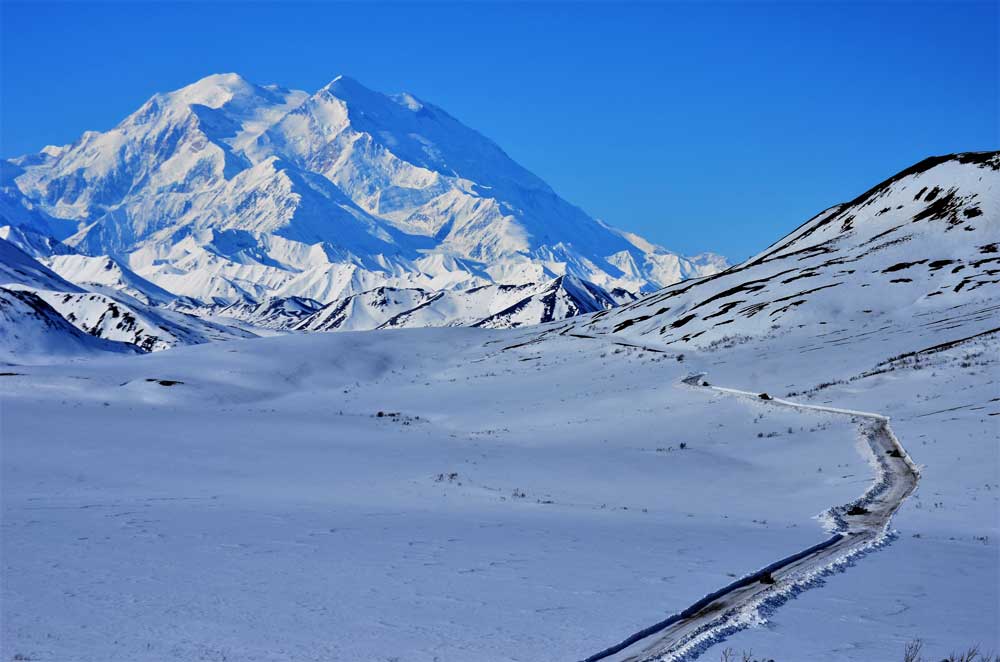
0,237 -> 254,353
205,295 -> 325,331
473,275 -> 625,329
0,286 -> 137,362
44,254 -> 178,305
578,152 -> 999,345
290,275 -> 629,332
26,289 -> 255,352
0,223 -> 74,258
0,237 -> 82,292
2,73 -> 724,308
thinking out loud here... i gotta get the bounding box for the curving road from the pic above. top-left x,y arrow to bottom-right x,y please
579,375 -> 921,662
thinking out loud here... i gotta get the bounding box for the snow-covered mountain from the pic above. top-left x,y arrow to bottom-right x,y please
28,289 -> 256,352
0,237 -> 254,352
291,274 -> 631,332
203,295 -> 325,331
577,151 -> 999,345
2,73 -> 724,307
0,224 -> 74,258
43,254 -> 178,305
0,237 -> 83,292
0,286 -> 138,363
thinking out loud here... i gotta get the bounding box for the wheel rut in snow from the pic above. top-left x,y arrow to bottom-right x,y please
578,374 -> 920,662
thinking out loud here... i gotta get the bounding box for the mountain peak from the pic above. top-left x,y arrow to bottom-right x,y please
318,75 -> 394,114
322,74 -> 370,95
173,72 -> 257,107
6,72 -> 729,307
321,76 -> 425,113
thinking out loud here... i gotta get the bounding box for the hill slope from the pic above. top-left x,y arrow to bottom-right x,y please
579,152 -> 999,345
0,287 -> 138,363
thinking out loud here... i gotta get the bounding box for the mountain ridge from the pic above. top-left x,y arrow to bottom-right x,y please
2,72 -> 724,307
575,150 -> 998,346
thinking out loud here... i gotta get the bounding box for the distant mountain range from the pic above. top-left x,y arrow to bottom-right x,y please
3,149 -> 994,361
1,73 -> 994,360
1,73 -> 723,306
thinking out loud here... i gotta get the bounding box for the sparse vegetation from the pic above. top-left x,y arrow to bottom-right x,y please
374,411 -> 420,425
719,649 -> 772,662
717,642 -> 997,662
902,640 -> 996,662
904,639 -> 924,662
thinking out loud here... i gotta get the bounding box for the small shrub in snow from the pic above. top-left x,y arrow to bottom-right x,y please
903,640 -> 923,662
903,640 -> 997,662
719,649 -> 772,662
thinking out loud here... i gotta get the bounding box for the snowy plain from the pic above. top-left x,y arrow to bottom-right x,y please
2,306 -> 996,661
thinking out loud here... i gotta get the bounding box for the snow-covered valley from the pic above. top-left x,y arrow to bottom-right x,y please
1,82 -> 997,661
3,297 -> 996,661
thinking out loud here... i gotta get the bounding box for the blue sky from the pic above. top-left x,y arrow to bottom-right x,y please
1,1 -> 996,260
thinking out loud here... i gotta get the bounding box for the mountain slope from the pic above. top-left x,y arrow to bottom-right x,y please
0,286 -> 138,363
4,73 -> 724,307
0,237 -> 83,292
25,289 -> 256,352
0,224 -> 75,258
209,295 -> 325,330
577,152 -> 999,345
474,276 -> 622,329
292,275 -> 626,333
0,237 -> 254,352
296,286 -> 438,331
43,254 -> 179,305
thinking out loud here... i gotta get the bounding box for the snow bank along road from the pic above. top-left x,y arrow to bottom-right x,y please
581,376 -> 921,662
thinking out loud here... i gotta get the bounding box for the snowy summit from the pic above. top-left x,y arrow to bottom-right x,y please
2,73 -> 724,310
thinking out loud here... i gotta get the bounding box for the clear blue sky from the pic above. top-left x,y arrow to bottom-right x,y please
1,1 -> 996,260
